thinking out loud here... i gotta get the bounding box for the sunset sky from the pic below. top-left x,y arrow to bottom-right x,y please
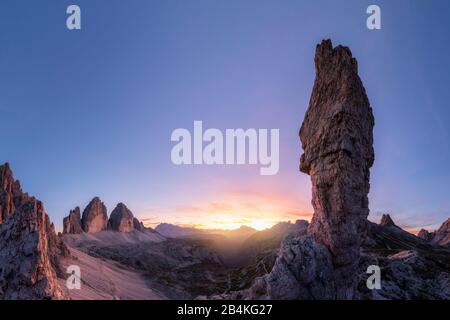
0,0 -> 449,232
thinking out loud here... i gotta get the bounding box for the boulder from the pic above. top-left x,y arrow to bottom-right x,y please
416,218 -> 450,246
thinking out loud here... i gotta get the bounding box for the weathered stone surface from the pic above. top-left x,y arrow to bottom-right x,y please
299,39 -> 374,298
81,197 -> 108,233
224,235 -> 334,300
356,249 -> 450,300
109,203 -> 134,232
0,163 -> 67,299
418,218 -> 450,246
0,163 -> 24,224
63,207 -> 83,234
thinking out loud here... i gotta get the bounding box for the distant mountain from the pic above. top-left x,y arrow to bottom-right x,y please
245,220 -> 308,245
154,223 -> 257,240
221,225 -> 257,241
418,218 -> 450,246
155,223 -> 206,238
154,223 -> 260,266
236,220 -> 309,265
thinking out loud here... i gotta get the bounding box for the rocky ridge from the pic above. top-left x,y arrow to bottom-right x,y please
63,207 -> 83,234
418,218 -> 450,246
0,163 -> 67,299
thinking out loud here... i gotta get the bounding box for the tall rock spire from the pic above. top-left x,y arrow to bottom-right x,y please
380,214 -> 397,227
225,40 -> 375,300
63,206 -> 83,234
0,162 -> 23,224
81,197 -> 108,233
300,39 -> 375,298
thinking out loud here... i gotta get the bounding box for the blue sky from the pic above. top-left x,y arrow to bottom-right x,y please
0,0 -> 449,231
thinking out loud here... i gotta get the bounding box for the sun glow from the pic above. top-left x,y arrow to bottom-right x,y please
195,218 -> 276,231
248,220 -> 274,231
167,201 -> 312,231
141,189 -> 313,232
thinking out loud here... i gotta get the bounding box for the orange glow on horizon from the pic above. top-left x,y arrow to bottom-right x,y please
138,190 -> 313,231
135,170 -> 316,231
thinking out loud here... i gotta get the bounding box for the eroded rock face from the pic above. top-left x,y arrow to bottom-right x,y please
81,197 -> 108,233
299,39 -> 374,298
109,203 -> 134,232
225,236 -> 334,300
0,163 -> 23,224
63,207 -> 83,234
0,163 -> 67,299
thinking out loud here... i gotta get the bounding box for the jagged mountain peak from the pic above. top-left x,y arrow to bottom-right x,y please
438,218 -> 450,233
0,163 -> 67,299
81,196 -> 108,233
380,214 -> 397,227
109,202 -> 135,232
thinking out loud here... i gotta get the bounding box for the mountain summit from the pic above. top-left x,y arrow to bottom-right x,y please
380,214 -> 397,227
109,203 -> 135,232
